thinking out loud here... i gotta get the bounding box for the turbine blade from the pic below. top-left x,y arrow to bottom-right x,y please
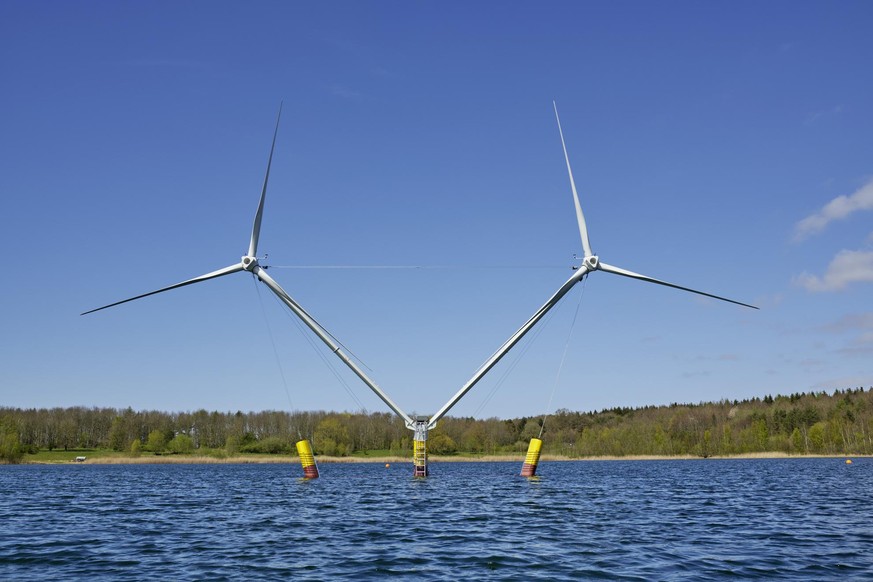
553,101 -> 593,258
81,263 -> 245,315
598,262 -> 758,310
248,102 -> 283,258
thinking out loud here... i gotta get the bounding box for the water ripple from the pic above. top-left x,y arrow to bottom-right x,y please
1,459 -> 872,579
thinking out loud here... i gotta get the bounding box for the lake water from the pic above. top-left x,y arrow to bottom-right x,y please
1,459 -> 871,580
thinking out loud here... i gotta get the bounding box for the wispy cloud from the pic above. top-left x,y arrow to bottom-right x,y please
804,104 -> 843,125
820,312 -> 873,353
753,293 -> 784,309
793,179 -> 873,242
370,66 -> 393,78
690,353 -> 741,362
794,249 -> 873,292
820,312 -> 873,334
121,59 -> 205,68
330,84 -> 364,100
809,374 -> 873,389
835,345 -> 873,357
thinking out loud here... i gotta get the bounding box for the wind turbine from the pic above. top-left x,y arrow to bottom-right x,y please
82,104 -> 416,436
424,102 -> 757,439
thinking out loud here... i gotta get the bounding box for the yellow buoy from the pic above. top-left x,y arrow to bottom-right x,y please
520,438 -> 543,477
846,459 -> 853,465
296,439 -> 319,478
385,463 -> 390,468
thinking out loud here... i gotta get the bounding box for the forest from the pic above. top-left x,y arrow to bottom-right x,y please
1,387 -> 871,463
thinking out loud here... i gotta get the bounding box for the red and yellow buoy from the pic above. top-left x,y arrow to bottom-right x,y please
296,439 -> 319,479
520,438 -> 543,477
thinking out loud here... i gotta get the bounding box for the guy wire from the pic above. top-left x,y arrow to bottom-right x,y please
539,277 -> 586,439
265,286 -> 368,412
470,303 -> 559,419
251,276 -> 301,439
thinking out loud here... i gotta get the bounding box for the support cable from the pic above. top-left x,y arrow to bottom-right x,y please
470,298 -> 560,419
268,265 -> 567,270
251,276 -> 302,440
539,277 -> 587,439
263,283 -> 368,412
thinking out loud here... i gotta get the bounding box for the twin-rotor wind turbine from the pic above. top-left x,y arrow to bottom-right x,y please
83,103 -> 757,476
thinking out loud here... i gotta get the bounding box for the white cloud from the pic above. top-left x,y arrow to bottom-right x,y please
794,249 -> 873,292
793,179 -> 873,241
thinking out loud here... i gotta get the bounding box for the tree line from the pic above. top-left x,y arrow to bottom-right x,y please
1,386 -> 871,462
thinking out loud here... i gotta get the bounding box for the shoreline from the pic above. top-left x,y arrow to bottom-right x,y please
20,452 -> 866,465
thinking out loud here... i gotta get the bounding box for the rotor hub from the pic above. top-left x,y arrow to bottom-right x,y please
241,256 -> 259,272
584,255 -> 600,271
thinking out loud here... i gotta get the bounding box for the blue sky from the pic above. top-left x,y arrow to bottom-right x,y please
1,1 -> 871,420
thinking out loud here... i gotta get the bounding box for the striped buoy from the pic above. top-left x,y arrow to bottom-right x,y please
520,438 -> 542,477
413,438 -> 428,477
296,439 -> 319,479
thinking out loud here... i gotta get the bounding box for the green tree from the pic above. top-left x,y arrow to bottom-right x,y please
428,434 -> 458,455
461,422 -> 486,453
752,419 -> 769,451
108,408 -> 138,452
653,425 -> 671,455
246,436 -> 289,454
59,418 -> 78,451
700,429 -> 712,458
313,416 -> 352,456
168,434 -> 194,454
130,439 -> 142,457
225,435 -> 240,456
521,419 -> 542,441
790,427 -> 804,453
108,417 -> 127,451
147,430 -> 167,453
0,418 -> 23,463
808,422 -> 826,453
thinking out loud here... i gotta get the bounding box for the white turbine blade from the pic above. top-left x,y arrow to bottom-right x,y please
81,263 -> 245,315
598,262 -> 758,310
553,101 -> 593,259
248,102 -> 283,258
